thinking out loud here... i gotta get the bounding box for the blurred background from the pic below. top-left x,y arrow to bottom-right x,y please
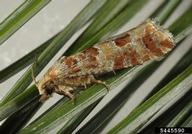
0,0 -> 192,133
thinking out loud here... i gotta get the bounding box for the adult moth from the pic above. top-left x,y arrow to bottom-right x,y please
33,19 -> 175,101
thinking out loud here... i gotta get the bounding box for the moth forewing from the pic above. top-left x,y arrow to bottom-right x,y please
34,19 -> 175,102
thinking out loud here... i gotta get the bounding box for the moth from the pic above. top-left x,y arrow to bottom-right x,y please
33,19 -> 175,102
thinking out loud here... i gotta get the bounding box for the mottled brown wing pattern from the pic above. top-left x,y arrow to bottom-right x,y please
36,19 -> 174,101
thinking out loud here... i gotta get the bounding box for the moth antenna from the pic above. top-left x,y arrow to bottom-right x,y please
151,17 -> 160,25
31,56 -> 38,87
32,64 -> 38,87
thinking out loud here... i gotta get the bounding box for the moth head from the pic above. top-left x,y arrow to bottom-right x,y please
32,64 -> 58,102
36,75 -> 56,102
32,70 -> 56,102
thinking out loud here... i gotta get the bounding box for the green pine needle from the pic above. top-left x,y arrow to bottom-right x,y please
0,0 -> 51,45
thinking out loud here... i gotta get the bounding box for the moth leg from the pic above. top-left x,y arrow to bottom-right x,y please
112,70 -> 116,75
58,56 -> 66,63
92,78 -> 110,92
39,94 -> 50,102
57,85 -> 76,103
